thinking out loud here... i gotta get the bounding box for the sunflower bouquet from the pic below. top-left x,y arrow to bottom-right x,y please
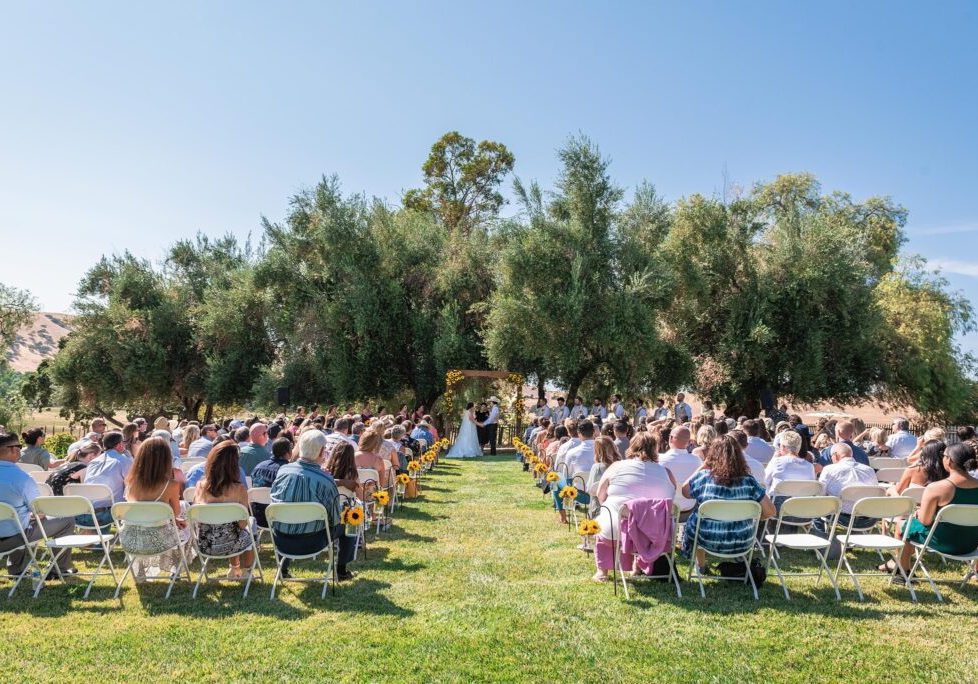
545,471 -> 559,483
343,505 -> 365,537
559,485 -> 578,502
407,460 -> 421,478
578,519 -> 601,537
396,472 -> 410,495
372,490 -> 390,508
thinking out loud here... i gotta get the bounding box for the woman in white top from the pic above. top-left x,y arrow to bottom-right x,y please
763,430 -> 816,492
592,432 -> 676,582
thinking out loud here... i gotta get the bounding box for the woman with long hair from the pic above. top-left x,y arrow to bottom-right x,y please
325,441 -> 360,496
355,427 -> 389,486
193,440 -> 254,579
889,440 -> 949,495
179,425 -> 200,457
585,436 -> 622,513
681,434 -> 775,571
121,436 -> 189,578
122,422 -> 142,460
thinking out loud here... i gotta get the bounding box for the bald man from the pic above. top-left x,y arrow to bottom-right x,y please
817,420 -> 870,469
239,422 -> 271,476
659,426 -> 701,514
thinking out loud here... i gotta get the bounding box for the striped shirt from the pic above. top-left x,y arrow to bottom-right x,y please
682,470 -> 766,556
269,460 -> 340,535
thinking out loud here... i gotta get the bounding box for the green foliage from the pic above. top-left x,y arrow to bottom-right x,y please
0,282 -> 37,363
45,431 -> 74,458
20,359 -> 54,411
403,131 -> 515,234
0,367 -> 28,430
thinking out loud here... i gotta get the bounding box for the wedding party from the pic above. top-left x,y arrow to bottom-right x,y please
3,2 -> 978,682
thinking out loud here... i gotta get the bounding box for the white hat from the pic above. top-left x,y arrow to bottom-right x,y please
488,396 -> 500,404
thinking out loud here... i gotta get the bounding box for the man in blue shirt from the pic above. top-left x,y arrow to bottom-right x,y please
249,437 -> 292,527
411,422 -> 435,446
188,424 -> 219,458
817,420 -> 870,469
185,459 -> 248,489
270,430 -> 356,580
0,431 -> 75,579
238,423 -> 271,476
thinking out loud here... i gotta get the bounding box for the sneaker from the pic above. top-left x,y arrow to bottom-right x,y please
337,570 -> 358,581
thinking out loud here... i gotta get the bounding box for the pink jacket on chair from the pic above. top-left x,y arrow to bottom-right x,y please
621,498 -> 674,564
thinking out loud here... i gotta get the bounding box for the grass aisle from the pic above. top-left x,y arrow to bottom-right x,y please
2,455 -> 977,682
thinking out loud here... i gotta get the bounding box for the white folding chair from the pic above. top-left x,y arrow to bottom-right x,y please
247,487 -> 272,546
357,468 -> 381,531
183,486 -> 197,504
687,500 -> 763,599
874,468 -> 906,485
187,503 -> 262,598
903,486 -> 925,505
834,496 -> 915,601
265,502 -> 335,599
616,501 -> 682,599
762,480 -> 825,551
111,501 -> 192,599
31,496 -> 118,598
180,458 -> 206,471
905,504 -> 978,601
869,457 -> 908,470
764,496 -> 841,600
29,471 -> 50,485
16,463 -> 43,473
0,502 -> 41,597
35,482 -> 54,497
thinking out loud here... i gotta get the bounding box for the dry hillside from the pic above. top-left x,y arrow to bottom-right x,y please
5,312 -> 74,372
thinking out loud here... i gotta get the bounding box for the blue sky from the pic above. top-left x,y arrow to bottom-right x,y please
2,2 -> 977,348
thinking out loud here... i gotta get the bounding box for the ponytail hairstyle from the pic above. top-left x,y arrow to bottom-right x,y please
21,428 -> 44,446
945,442 -> 978,474
916,440 -> 949,483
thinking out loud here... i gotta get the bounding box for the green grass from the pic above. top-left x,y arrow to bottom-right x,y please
2,455 -> 977,682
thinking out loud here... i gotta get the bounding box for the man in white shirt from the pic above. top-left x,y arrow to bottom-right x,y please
659,426 -> 702,514
533,398 -> 552,421
552,397 -> 570,423
743,419 -> 775,464
886,418 -> 918,460
651,399 -> 669,421
553,421 -> 595,523
554,421 -> 581,471
569,396 -> 588,420
763,431 -> 816,491
610,395 -> 625,420
673,393 -> 693,423
481,397 -> 501,455
590,399 -> 608,421
818,442 -> 879,530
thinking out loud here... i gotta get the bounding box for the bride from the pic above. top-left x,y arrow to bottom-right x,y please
447,402 -> 483,458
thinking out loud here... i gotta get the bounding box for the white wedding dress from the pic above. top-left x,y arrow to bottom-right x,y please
447,410 -> 483,458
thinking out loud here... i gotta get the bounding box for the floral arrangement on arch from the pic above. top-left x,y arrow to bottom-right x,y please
507,372 -> 525,426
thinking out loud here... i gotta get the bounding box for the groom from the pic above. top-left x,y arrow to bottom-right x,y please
477,396 -> 500,455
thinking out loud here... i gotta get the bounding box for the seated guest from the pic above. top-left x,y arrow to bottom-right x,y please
20,428 -> 61,470
743,419 -> 775,464
46,441 -> 100,495
659,426 -> 702,517
545,426 -> 569,467
187,424 -> 219,458
0,431 -> 76,579
764,430 -> 816,492
553,421 -> 596,524
894,442 -> 978,574
692,425 -> 717,459
355,429 -> 389,487
324,417 -> 356,455
410,421 -> 435,447
179,425 -> 200,457
81,431 -> 132,528
818,420 -> 870,470
270,430 -> 357,581
193,440 -> 254,579
324,441 -> 360,496
388,425 -> 409,473
586,436 -> 622,515
817,442 -> 878,532
889,440 -> 948,496
730,430 -> 767,485
238,423 -> 271,477
681,435 -> 775,572
612,421 -> 630,459
592,432 -> 677,582
250,437 -> 293,528
121,436 -> 188,578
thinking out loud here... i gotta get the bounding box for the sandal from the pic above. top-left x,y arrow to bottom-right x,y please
591,572 -> 609,583
878,560 -> 897,573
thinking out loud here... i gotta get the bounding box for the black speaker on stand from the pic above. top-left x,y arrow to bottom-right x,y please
276,386 -> 290,408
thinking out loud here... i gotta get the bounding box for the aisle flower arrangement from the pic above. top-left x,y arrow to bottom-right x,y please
343,505 -> 365,537
577,518 -> 601,550
396,473 -> 411,495
559,485 -> 578,502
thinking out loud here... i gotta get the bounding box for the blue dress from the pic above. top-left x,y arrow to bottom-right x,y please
682,470 -> 765,557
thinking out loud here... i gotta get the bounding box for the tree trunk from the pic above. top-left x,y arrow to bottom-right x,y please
724,394 -> 762,419
537,375 -> 546,400
203,403 -> 214,425
95,407 -> 124,427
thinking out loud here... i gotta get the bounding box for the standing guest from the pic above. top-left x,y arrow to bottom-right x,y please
395,404 -> 409,422
179,425 -> 200,457
20,428 -> 61,470
250,437 -> 293,528
82,431 -> 132,527
553,397 -> 570,423
46,441 -> 100,495
192,440 -> 254,579
652,399 -> 670,421
590,399 -> 608,422
673,393 -> 693,424
612,421 -> 630,459
0,430 -> 76,580
886,418 -> 918,460
610,394 -> 625,420
659,426 -> 702,517
633,399 -> 647,426
534,398 -> 552,421
270,430 -> 357,581
742,420 -> 775,464
894,442 -> 978,575
188,424 -> 219,458
570,396 -> 588,421
763,430 -> 815,492
701,400 -> 716,424
480,397 -> 501,456
681,435 -> 775,571
239,423 -> 271,477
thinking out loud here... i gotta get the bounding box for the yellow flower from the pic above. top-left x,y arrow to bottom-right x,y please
396,473 -> 411,485
545,471 -> 559,482
372,491 -> 390,506
344,506 -> 365,526
407,460 -> 421,472
559,486 -> 578,500
534,462 -> 548,474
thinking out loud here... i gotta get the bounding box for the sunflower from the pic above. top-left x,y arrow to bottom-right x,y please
372,491 -> 390,506
534,462 -> 548,474
586,520 -> 601,535
396,473 -> 411,485
344,506 -> 365,526
545,471 -> 559,482
559,486 -> 578,500
577,520 -> 591,536
407,460 -> 421,472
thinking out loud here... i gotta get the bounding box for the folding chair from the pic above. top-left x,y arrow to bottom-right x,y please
357,469 -> 381,533
63,483 -> 115,533
687,500 -> 763,599
35,482 -> 54,497
16,463 -> 43,473
764,496 -> 841,600
111,502 -> 192,599
31,496 -> 118,599
905,504 -> 978,601
187,503 -> 263,598
762,480 -> 825,555
183,486 -> 197,504
569,471 -> 589,527
0,502 -> 41,597
247,487 -> 272,546
265,502 -> 335,599
180,458 -> 206,471
615,501 -> 682,599
869,457 -> 907,470
29,471 -> 50,485
834,496 -> 915,601
874,468 -> 906,485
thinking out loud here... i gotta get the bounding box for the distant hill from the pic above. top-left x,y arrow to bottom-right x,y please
5,312 -> 74,372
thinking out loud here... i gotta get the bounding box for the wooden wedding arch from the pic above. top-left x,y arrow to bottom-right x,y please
442,369 -> 526,441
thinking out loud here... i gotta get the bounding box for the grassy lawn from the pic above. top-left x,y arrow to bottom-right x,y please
2,455 -> 976,682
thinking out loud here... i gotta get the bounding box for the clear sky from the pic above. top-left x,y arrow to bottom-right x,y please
3,2 -> 977,348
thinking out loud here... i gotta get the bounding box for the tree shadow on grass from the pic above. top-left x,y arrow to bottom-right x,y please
392,508 -> 448,523
294,578 -> 414,617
